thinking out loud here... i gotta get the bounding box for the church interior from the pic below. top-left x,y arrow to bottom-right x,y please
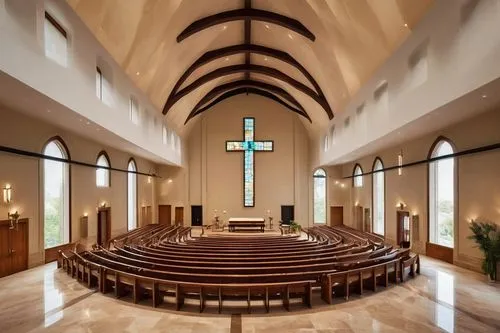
1,0 -> 500,332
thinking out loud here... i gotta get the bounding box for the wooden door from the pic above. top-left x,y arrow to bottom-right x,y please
353,206 -> 363,230
97,207 -> 111,247
0,222 -> 10,278
9,220 -> 28,275
158,205 -> 171,226
174,207 -> 184,226
0,218 -> 29,278
141,206 -> 152,226
330,206 -> 343,226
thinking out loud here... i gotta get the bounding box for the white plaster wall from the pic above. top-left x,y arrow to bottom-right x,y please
339,107 -> 500,272
0,107 -> 156,267
0,0 -> 181,165
182,94 -> 310,228
320,0 -> 500,165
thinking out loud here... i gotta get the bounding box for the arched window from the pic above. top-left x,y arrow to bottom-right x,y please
96,152 -> 111,187
313,169 -> 327,224
127,159 -> 137,230
43,138 -> 70,249
429,138 -> 455,248
372,158 -> 385,235
353,164 -> 363,187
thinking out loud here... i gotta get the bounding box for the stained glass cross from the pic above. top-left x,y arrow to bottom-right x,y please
226,117 -> 274,207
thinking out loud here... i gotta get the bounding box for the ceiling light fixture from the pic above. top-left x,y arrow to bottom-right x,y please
264,57 -> 268,61
222,25 -> 227,30
404,23 -> 408,28
265,24 -> 270,29
482,94 -> 488,98
288,33 -> 293,40
224,57 -> 229,61
136,72 -> 140,76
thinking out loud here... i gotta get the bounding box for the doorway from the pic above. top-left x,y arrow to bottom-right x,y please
330,206 -> 343,226
97,207 -> 111,247
174,207 -> 184,226
191,205 -> 203,226
141,206 -> 152,226
281,205 -> 294,224
158,205 -> 172,226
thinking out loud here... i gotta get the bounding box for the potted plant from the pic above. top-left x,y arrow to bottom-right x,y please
467,220 -> 500,282
289,221 -> 301,234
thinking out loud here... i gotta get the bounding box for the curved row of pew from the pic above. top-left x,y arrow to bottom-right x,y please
59,224 -> 420,313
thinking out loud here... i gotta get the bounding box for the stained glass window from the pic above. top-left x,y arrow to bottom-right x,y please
226,117 -> 274,207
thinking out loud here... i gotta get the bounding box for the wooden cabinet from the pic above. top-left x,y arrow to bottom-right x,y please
0,218 -> 29,278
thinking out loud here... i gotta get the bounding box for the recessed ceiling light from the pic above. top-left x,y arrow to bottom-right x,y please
264,57 -> 268,61
79,119 -> 83,122
482,94 -> 488,98
404,23 -> 408,28
136,71 -> 140,76
222,25 -> 227,30
224,57 -> 229,61
288,33 -> 293,40
265,24 -> 270,29
86,121 -> 90,125
47,109 -> 51,113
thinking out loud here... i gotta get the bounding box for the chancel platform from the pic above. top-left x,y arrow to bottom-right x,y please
227,217 -> 265,232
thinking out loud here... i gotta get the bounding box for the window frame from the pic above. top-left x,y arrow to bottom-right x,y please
352,164 -> 363,188
371,157 -> 385,236
129,96 -> 140,125
127,158 -> 138,231
43,11 -> 68,67
96,151 -> 111,188
313,168 -> 327,224
42,136 -> 71,249
427,136 -> 456,249
96,66 -> 103,101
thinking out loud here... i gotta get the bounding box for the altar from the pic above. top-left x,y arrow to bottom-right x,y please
228,217 -> 265,232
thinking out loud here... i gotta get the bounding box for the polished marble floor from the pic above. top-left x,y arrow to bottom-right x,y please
0,256 -> 498,333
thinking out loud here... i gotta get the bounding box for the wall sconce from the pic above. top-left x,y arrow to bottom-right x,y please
334,180 -> 339,185
83,212 -> 88,217
147,176 -> 152,184
340,183 -> 345,188
396,202 -> 407,210
100,202 -> 107,208
355,201 -> 359,207
398,150 -> 403,176
3,184 -> 12,204
167,178 -> 173,184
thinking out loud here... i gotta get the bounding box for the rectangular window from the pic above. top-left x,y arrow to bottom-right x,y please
129,97 -> 139,125
96,67 -> 102,100
44,12 -> 68,67
162,126 -> 168,145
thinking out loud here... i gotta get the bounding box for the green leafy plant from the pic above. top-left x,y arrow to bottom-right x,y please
467,220 -> 500,280
289,221 -> 301,233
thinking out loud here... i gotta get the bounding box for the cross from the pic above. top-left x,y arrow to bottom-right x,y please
226,117 -> 274,207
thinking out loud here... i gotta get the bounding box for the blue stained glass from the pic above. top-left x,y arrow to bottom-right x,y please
226,118 -> 274,207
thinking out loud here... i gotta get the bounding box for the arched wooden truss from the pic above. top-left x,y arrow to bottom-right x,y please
163,64 -> 332,119
163,44 -> 331,116
164,1 -> 334,124
184,80 -> 312,124
177,9 -> 316,42
186,87 -> 311,124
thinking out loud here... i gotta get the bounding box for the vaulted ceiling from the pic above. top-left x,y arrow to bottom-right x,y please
66,0 -> 434,136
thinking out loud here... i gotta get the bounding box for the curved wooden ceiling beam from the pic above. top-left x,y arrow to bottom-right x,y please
177,9 -> 315,43
162,64 -> 333,119
168,44 -> 324,99
185,80 -> 309,123
185,87 -> 312,124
